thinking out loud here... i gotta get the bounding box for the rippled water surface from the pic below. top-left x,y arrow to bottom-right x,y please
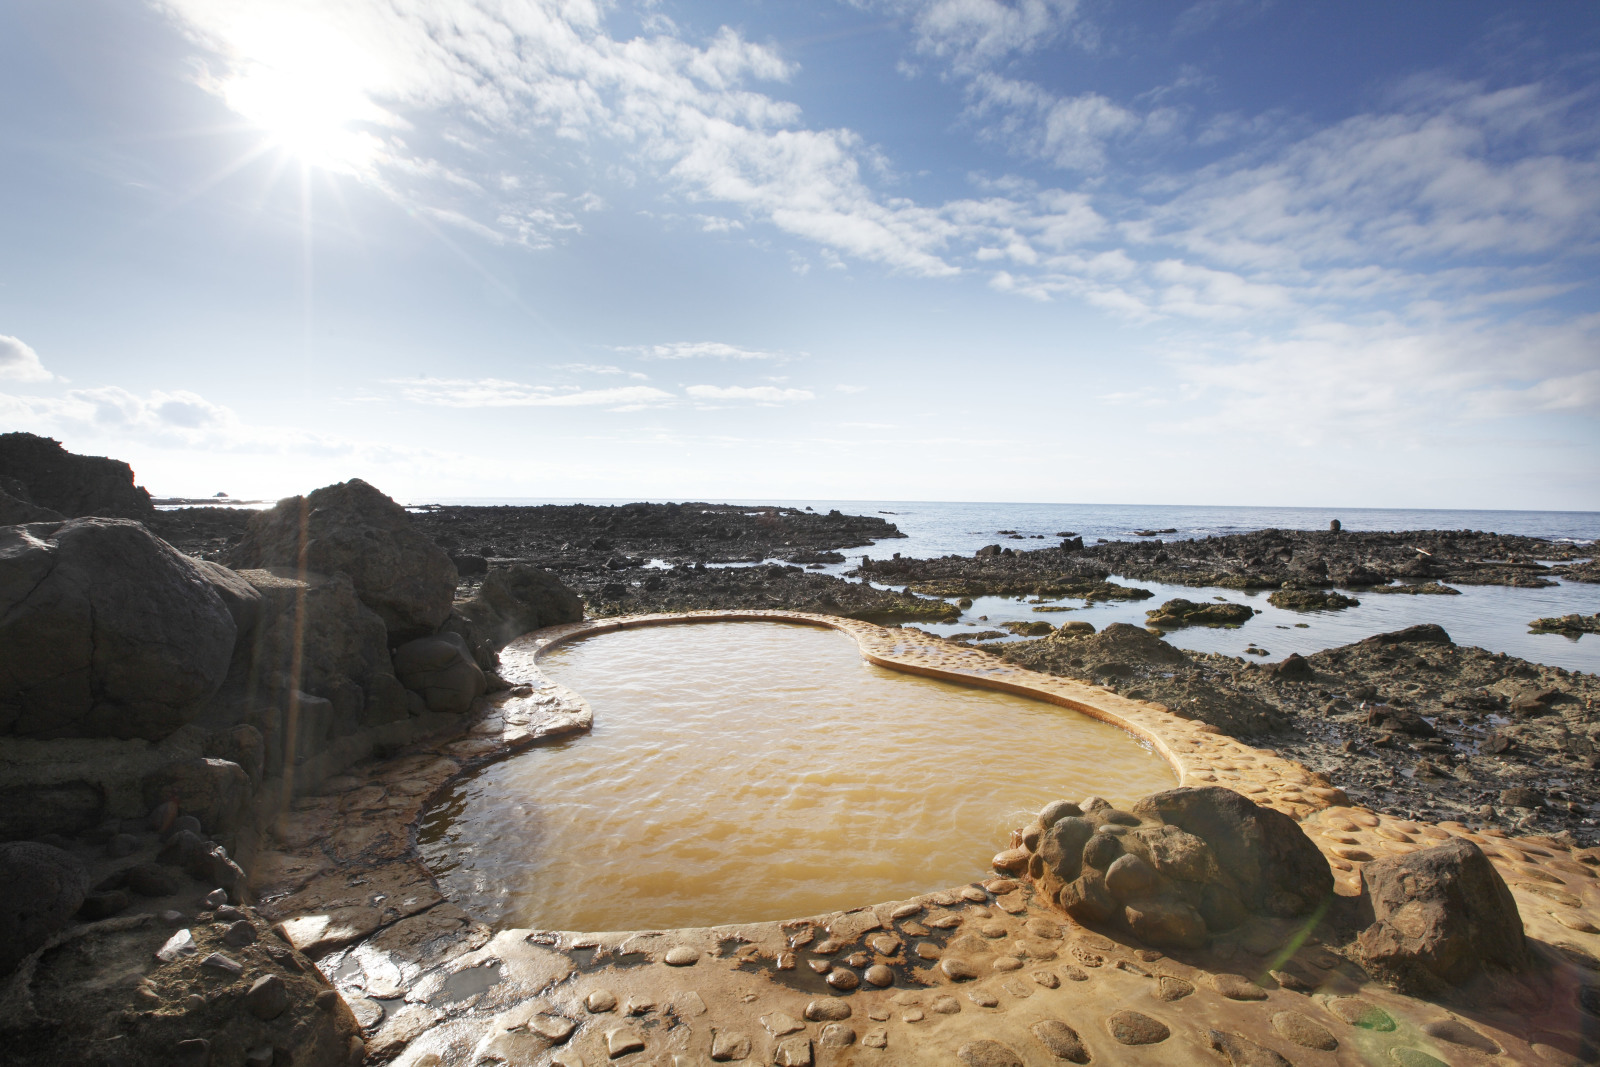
419,621 -> 1175,932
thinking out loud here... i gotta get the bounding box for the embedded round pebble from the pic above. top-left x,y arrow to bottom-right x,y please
826,967 -> 860,991
585,989 -> 617,1013
863,1028 -> 889,1049
1154,976 -> 1194,1001
1207,1029 -> 1293,1067
1032,970 -> 1060,989
818,1023 -> 855,1048
960,886 -> 989,902
864,964 -> 895,987
804,997 -> 852,1022
1107,1009 -> 1170,1045
1328,997 -> 1396,1031
1389,1049 -> 1449,1067
930,995 -> 961,1014
981,922 -> 1009,939
957,1040 -> 1023,1067
941,957 -> 979,980
916,942 -> 942,960
1061,965 -> 1089,982
1210,973 -> 1268,1000
1031,1020 -> 1090,1064
1422,1019 -> 1501,1054
967,989 -> 999,1007
1271,1011 -> 1337,1051
992,956 -> 1023,972
664,946 -> 699,966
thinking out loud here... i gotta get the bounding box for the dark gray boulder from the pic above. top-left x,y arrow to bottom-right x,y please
0,433 -> 153,519
0,485 -> 63,525
392,632 -> 485,714
141,758 -> 253,836
0,841 -> 90,976
454,564 -> 584,650
0,519 -> 237,740
226,480 -> 455,641
1356,836 -> 1531,995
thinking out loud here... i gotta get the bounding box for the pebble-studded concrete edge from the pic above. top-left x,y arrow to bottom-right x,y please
251,611 -> 1600,1067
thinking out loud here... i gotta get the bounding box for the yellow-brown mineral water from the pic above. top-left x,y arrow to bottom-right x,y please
419,622 -> 1175,931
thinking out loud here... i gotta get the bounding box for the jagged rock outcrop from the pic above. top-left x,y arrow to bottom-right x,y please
1022,787 -> 1332,949
226,480 -> 456,641
454,564 -> 584,651
392,632 -> 485,714
0,519 -> 237,741
0,433 -> 153,518
1355,837 -> 1532,995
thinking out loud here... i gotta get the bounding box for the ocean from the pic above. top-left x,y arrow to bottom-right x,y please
415,498 -> 1600,674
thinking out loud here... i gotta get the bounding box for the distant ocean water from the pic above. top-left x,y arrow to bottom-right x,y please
416,498 -> 1600,674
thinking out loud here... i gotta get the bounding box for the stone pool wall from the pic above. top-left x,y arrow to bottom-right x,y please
248,611 -> 1600,1066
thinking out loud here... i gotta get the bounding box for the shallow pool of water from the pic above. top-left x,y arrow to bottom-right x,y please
418,621 -> 1175,932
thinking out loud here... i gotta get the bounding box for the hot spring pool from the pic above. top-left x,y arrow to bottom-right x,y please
418,621 -> 1176,931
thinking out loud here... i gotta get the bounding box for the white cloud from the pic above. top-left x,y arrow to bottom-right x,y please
623,341 -> 790,361
0,335 -> 54,382
685,384 -> 815,404
869,0 -> 1082,71
389,377 -> 674,408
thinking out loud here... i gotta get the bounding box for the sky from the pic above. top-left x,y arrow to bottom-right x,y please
1,1 -> 1597,508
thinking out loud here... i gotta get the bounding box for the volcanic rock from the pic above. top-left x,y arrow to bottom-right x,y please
0,433 -> 153,518
0,840 -> 90,976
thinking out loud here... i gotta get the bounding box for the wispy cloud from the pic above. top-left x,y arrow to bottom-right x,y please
0,335 -> 55,383
622,341 -> 792,361
388,377 -> 675,409
685,384 -> 815,404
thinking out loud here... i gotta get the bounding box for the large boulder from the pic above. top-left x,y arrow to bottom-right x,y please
0,433 -> 153,518
141,757 -> 254,836
1355,837 -> 1531,995
0,519 -> 237,740
393,631 -> 486,714
226,479 -> 456,640
454,564 -> 585,651
0,841 -> 90,976
1025,787 -> 1333,949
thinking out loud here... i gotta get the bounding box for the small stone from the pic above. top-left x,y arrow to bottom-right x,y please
941,957 -> 978,981
1031,1020 -> 1090,1063
1107,1009 -> 1170,1045
916,941 -> 942,959
175,1037 -> 211,1066
315,989 -> 339,1012
1154,976 -> 1194,1001
214,904 -> 245,922
1422,1019 -> 1501,1054
246,975 -> 289,1021
1207,1030 -> 1293,1067
817,1024 -> 854,1048
348,996 -> 383,1029
992,957 -> 1023,972
1268,966 -> 1316,993
203,888 -> 227,908
925,913 -> 961,930
869,934 -> 901,955
156,929 -> 197,962
1114,959 -> 1150,977
957,1039 -> 1024,1067
222,919 -> 257,947
846,951 -> 871,968
1271,1011 -> 1337,1051
984,878 -> 1020,894
931,995 -> 961,1014
1389,1050 -> 1449,1067
807,959 -> 831,974
825,967 -> 859,991
201,952 -> 242,976
761,1011 -> 805,1036
804,997 -> 851,1022
624,996 -> 654,1016
960,886 -> 988,902
586,989 -> 618,1012
891,902 -> 922,920
1328,997 -> 1395,1031
531,1015 -> 577,1042
776,951 -> 796,970
862,1028 -> 888,1049
980,922 -> 1009,939
183,993 -> 206,1012
1210,973 -> 1267,1000
968,989 -> 999,1007
160,909 -> 187,926
902,1008 -> 924,1022
710,1030 -> 751,1062
901,920 -> 930,936
1032,970 -> 1060,988
773,1037 -> 812,1067
106,833 -> 140,858
605,1028 -> 645,1058
868,1008 -> 890,1021
864,964 -> 894,987
664,945 -> 699,966
812,939 -> 841,954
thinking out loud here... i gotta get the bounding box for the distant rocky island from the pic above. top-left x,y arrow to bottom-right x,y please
2,431 -> 1598,1066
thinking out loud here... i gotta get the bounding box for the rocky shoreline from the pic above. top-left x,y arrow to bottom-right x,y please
4,431 -> 1599,1066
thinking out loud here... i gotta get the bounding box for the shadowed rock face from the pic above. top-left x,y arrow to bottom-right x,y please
0,841 -> 90,977
1356,836 -> 1532,995
0,518 -> 237,741
0,433 -> 153,519
226,479 -> 457,642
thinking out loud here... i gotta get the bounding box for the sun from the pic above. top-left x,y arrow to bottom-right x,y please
214,12 -> 390,174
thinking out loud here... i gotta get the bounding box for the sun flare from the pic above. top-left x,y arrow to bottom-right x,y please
213,11 -> 391,173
